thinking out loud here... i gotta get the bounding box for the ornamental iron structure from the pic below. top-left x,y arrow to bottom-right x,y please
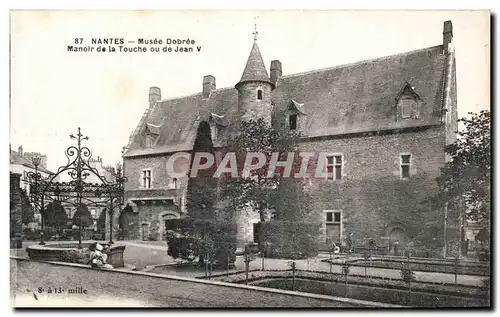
23,127 -> 128,248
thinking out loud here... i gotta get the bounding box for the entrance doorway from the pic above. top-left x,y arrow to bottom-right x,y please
159,211 -> 180,241
141,223 -> 149,241
388,227 -> 406,255
326,224 -> 341,246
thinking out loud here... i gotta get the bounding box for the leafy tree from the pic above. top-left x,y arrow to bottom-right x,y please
167,122 -> 237,268
437,110 -> 491,245
219,118 -> 301,224
72,204 -> 93,228
118,204 -> 138,239
53,206 -> 68,237
260,178 -> 320,258
19,189 -> 34,225
44,201 -> 65,229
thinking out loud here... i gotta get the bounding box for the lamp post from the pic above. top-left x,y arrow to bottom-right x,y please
109,162 -> 127,244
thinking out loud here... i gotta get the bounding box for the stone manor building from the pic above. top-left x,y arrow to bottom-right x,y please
121,21 -> 458,250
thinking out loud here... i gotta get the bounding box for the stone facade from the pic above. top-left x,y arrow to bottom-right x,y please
300,127 -> 445,249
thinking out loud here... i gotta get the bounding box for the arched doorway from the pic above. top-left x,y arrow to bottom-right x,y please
388,226 -> 407,255
140,222 -> 150,241
158,211 -> 180,241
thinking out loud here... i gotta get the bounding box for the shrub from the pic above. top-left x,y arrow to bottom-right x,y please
260,220 -> 319,259
165,217 -> 237,267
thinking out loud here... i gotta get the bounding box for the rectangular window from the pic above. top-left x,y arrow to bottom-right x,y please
325,211 -> 341,224
289,114 -> 297,130
90,208 -> 96,219
257,90 -> 263,100
325,155 -> 343,180
400,154 -> 411,179
142,169 -> 152,188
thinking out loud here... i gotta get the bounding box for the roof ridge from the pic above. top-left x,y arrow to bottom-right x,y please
158,87 -> 235,103
280,44 -> 444,80
152,45 -> 444,104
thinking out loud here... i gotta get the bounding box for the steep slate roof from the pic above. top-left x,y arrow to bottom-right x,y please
10,149 -> 54,174
124,44 -> 447,157
236,42 -> 274,89
273,45 -> 446,137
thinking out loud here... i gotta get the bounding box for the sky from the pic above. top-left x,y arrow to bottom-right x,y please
9,10 -> 490,176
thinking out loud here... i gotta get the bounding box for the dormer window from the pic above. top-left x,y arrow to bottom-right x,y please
145,123 -> 161,148
396,83 -> 420,120
208,112 -> 227,141
257,90 -> 263,100
285,100 -> 307,131
289,114 -> 297,130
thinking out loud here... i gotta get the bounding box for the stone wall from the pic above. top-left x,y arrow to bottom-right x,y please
298,126 -> 445,249
10,173 -> 23,248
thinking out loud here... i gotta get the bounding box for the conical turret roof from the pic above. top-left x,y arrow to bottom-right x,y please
235,42 -> 274,89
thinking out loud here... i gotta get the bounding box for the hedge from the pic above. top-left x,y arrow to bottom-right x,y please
260,220 -> 320,259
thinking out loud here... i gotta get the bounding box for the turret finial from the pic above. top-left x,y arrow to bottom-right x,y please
253,16 -> 259,43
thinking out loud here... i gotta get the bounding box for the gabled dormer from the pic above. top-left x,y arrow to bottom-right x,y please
208,112 -> 227,141
395,82 -> 421,120
144,123 -> 161,148
284,99 -> 307,132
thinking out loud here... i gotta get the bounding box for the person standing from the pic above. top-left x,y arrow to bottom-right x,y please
393,241 -> 399,256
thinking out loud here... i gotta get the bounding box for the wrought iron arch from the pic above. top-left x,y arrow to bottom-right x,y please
23,127 -> 128,248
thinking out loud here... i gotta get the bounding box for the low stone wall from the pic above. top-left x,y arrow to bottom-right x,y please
10,257 -> 401,308
26,243 -> 126,268
342,257 -> 490,276
206,269 -> 487,298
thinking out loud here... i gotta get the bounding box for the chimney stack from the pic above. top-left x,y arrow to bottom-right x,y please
202,75 -> 216,98
149,87 -> 161,109
270,60 -> 282,88
18,145 -> 23,155
443,20 -> 453,54
40,155 -> 47,169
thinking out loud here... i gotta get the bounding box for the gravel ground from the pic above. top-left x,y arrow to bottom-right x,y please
11,259 -> 368,307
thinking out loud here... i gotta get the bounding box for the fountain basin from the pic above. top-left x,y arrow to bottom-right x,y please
26,242 -> 126,268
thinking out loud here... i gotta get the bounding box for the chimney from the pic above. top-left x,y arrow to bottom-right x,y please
270,60 -> 282,88
443,20 -> 453,54
202,75 -> 216,98
18,145 -> 23,155
40,155 -> 48,169
149,87 -> 161,109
